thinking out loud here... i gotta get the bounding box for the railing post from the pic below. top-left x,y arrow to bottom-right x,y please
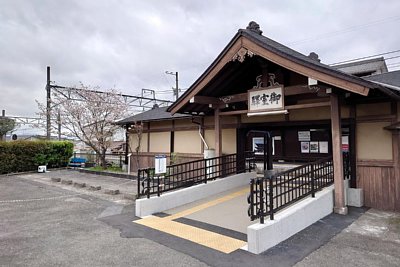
146,170 -> 151,199
204,158 -> 208,184
259,179 -> 265,224
137,170 -> 141,199
268,175 -> 274,221
157,175 -> 160,197
311,164 -> 315,198
248,179 -> 254,219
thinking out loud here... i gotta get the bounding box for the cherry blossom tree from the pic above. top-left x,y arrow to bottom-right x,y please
37,84 -> 129,167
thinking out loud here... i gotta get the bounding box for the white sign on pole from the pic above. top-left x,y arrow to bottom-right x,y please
155,155 -> 167,174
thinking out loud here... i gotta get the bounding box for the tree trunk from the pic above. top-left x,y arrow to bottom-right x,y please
100,149 -> 107,168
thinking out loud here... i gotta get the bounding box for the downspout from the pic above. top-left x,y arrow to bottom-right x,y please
192,118 -> 209,149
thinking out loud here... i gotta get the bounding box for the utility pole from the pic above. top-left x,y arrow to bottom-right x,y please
46,66 -> 51,140
57,110 -> 61,141
165,71 -> 179,100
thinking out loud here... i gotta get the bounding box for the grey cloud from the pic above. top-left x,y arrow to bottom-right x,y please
1,0 -> 400,119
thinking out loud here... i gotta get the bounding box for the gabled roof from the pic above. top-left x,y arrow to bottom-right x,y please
168,21 -> 383,114
332,57 -> 388,76
116,106 -> 192,125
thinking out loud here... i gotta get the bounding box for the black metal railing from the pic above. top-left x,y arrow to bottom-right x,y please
137,152 -> 255,199
248,157 -> 334,223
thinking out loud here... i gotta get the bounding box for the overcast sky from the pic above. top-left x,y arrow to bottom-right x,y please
1,0 -> 400,123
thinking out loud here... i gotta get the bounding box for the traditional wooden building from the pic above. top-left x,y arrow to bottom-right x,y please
119,22 -> 400,212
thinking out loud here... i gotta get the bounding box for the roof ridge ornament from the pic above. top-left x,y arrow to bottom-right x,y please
232,47 -> 255,63
308,52 -> 321,62
246,21 -> 263,35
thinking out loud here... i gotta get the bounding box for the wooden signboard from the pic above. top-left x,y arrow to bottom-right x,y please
248,86 -> 284,114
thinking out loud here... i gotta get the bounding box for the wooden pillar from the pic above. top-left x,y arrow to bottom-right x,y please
349,105 -> 357,188
330,93 -> 348,215
214,108 -> 222,157
170,120 -> 175,153
200,117 -> 205,152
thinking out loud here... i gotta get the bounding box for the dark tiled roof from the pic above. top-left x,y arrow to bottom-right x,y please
239,28 -> 376,88
117,106 -> 192,125
365,70 -> 400,88
168,22 -> 380,112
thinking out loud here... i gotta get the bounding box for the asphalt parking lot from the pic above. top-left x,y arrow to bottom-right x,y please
0,173 -> 206,267
1,170 -> 400,267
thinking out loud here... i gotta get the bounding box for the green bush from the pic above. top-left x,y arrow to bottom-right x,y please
0,140 -> 73,174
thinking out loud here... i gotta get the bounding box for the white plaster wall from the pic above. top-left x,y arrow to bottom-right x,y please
247,185 -> 334,254
136,172 -> 256,217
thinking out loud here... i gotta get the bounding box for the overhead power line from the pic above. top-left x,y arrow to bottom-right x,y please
329,49 -> 400,65
288,15 -> 400,46
385,55 -> 400,61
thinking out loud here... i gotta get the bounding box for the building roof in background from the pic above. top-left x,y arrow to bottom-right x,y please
332,57 -> 388,76
117,106 -> 193,125
365,70 -> 400,89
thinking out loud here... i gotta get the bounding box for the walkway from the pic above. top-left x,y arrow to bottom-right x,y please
134,186 -> 252,253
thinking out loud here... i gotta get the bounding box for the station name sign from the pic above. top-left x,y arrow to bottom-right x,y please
247,86 -> 284,114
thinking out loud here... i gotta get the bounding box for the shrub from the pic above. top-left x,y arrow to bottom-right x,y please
0,140 -> 73,174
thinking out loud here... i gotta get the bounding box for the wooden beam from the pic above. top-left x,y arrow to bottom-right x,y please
219,93 -> 247,104
215,108 -> 222,157
195,86 -> 327,107
220,110 -> 248,116
330,93 -> 348,215
219,101 -> 331,116
285,101 -> 330,110
356,114 -> 395,122
190,95 -> 219,105
284,85 -> 327,96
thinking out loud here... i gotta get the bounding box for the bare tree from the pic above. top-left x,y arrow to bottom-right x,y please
37,84 -> 129,167
0,117 -> 16,141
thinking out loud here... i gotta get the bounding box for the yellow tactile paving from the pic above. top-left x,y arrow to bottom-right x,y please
134,216 -> 246,253
165,187 -> 248,220
133,187 -> 250,253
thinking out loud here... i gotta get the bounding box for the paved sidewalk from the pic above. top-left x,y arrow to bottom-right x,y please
295,209 -> 400,267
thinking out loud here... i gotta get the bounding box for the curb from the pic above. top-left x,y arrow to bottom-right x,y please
68,168 -> 137,180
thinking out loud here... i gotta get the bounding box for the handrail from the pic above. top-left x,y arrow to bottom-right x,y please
137,151 -> 255,199
248,156 -> 334,223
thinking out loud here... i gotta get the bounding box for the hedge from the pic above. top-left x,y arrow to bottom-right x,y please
0,140 -> 73,174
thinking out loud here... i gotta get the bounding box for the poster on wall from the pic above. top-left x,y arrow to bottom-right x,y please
252,137 -> 275,155
319,141 -> 328,153
342,136 -> 349,152
298,131 -> 311,141
310,141 -> 319,153
301,141 -> 310,153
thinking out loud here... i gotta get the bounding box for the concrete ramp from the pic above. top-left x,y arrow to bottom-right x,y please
247,185 -> 334,254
